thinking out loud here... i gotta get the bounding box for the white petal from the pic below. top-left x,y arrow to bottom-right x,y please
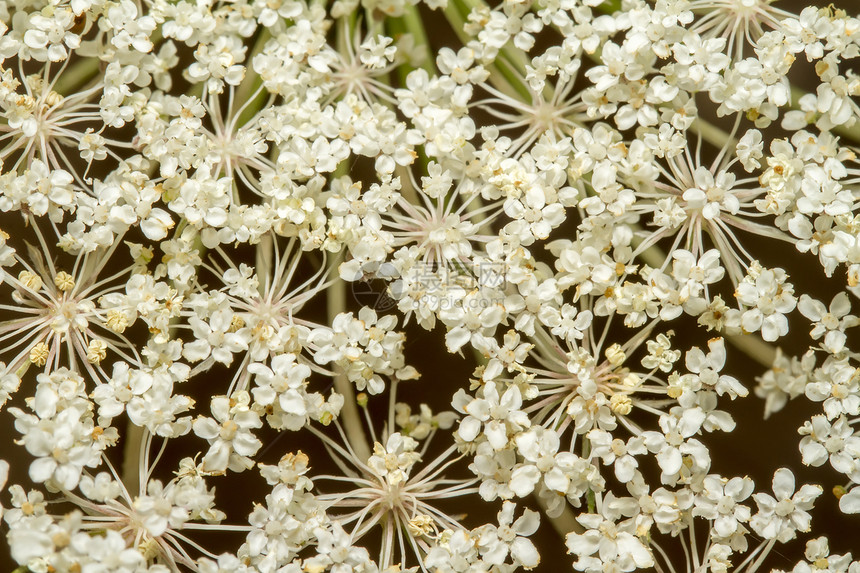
511,537 -> 540,569
29,457 -> 57,483
839,490 -> 860,513
192,417 -> 220,440
202,442 -> 230,473
657,447 -> 683,476
566,532 -> 599,557
0,460 -> 8,490
485,420 -> 509,450
509,465 -> 540,497
772,468 -> 795,499
458,416 -> 481,442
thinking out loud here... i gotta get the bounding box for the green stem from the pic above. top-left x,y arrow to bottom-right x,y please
441,1 -> 471,51
328,250 -> 373,461
582,436 -> 595,513
234,29 -> 272,128
630,230 -> 667,269
394,5 -> 436,76
53,57 -> 101,96
491,56 -> 532,102
395,164 -> 420,204
726,334 -> 777,368
532,492 -> 584,538
693,116 -> 737,151
256,233 -> 274,297
594,0 -> 622,14
121,421 -> 144,496
441,0 -> 528,100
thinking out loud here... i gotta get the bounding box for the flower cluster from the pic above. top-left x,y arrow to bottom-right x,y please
2,0 -> 860,570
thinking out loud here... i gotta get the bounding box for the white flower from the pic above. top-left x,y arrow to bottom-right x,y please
248,354 -> 317,431
454,384 -> 529,450
193,392 -> 263,473
735,265 -> 797,341
798,293 -> 859,354
683,338 -> 748,400
2,0 -> 860,568
310,307 -> 412,395
777,536 -> 856,573
587,429 -> 646,483
736,129 -> 764,171
10,369 -> 115,490
642,409 -> 708,482
838,486 -> 860,514
693,475 -> 754,540
798,415 -> 860,475
477,502 -> 540,569
367,432 -> 421,486
671,249 -> 724,304
566,496 -> 654,572
805,355 -> 860,420
750,468 -> 822,542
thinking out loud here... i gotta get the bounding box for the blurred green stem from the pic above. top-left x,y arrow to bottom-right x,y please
328,250 -> 373,461
726,333 -> 777,368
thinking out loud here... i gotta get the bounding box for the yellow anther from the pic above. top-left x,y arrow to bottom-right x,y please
18,270 -> 43,291
30,341 -> 50,367
605,343 -> 626,367
86,339 -> 107,364
54,271 -> 75,292
609,393 -> 633,416
105,309 -> 129,333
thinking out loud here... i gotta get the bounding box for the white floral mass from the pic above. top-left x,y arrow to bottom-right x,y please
0,0 -> 860,570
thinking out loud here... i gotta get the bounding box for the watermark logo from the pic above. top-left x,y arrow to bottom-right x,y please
346,261 -> 400,311
348,261 -> 507,312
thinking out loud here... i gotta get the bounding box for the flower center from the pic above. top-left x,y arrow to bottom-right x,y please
424,214 -> 463,246
50,297 -> 80,333
775,499 -> 795,517
211,132 -> 243,173
533,100 -> 558,132
728,0 -> 767,17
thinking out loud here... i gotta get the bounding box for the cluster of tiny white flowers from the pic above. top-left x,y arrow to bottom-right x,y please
2,0 -> 860,570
